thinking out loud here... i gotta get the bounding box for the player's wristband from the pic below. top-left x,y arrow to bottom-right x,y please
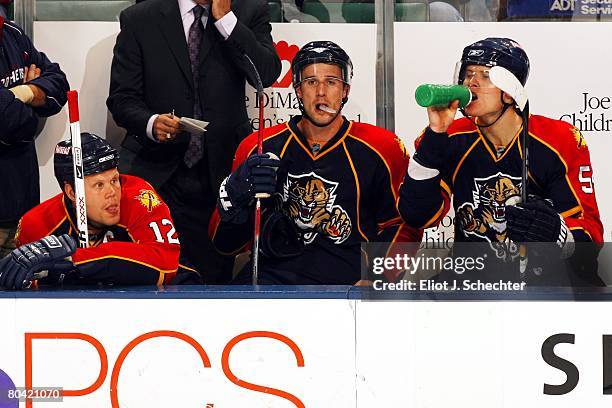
407,158 -> 440,181
9,85 -> 35,104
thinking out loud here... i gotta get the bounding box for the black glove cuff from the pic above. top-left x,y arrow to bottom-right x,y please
413,127 -> 450,170
218,175 -> 252,223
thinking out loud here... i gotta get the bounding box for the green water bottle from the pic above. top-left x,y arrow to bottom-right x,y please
415,84 -> 471,108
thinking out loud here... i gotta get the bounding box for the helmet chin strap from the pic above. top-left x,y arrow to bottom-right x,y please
461,66 -> 527,131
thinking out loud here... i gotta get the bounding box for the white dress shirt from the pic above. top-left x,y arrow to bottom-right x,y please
147,0 -> 238,140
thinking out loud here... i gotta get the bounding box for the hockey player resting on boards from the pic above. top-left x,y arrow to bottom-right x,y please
209,41 -> 422,285
398,37 -> 604,286
0,132 -> 200,290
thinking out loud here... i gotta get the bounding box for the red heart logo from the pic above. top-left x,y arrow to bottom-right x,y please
273,41 -> 300,89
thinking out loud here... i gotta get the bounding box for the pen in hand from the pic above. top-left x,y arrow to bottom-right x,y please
163,109 -> 176,141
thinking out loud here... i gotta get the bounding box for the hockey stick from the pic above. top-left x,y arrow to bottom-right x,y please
67,90 -> 89,248
29,92 -> 85,283
243,54 -> 267,286
490,67 -> 529,273
518,101 -> 530,274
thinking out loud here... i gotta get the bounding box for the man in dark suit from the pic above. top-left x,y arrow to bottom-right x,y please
107,0 -> 281,283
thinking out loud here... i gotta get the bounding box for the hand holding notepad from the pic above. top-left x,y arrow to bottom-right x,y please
179,117 -> 208,135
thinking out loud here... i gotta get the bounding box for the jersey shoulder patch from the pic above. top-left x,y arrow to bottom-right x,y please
529,115 -> 588,161
119,174 -> 167,223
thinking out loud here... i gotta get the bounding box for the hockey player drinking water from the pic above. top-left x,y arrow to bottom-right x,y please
0,133 -> 199,290
398,37 -> 604,286
210,41 -> 422,285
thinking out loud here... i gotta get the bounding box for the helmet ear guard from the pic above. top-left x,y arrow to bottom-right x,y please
489,66 -> 528,111
456,37 -> 530,115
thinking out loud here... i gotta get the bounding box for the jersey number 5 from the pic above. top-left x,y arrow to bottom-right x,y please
579,165 -> 594,194
149,219 -> 180,244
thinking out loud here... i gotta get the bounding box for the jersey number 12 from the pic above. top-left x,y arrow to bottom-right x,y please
149,219 -> 180,244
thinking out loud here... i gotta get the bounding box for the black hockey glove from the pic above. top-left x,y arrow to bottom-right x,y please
218,153 -> 280,223
412,127 -> 450,171
506,199 -> 574,257
261,210 -> 304,259
0,234 -> 77,290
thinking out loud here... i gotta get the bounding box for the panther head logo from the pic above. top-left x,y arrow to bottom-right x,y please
289,177 -> 333,224
284,172 -> 351,244
457,172 -> 522,260
478,176 -> 521,225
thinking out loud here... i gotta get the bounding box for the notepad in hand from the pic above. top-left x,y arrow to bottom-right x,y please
179,117 -> 209,135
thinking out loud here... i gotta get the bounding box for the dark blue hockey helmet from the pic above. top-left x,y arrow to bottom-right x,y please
54,132 -> 119,188
457,37 -> 530,86
292,41 -> 353,88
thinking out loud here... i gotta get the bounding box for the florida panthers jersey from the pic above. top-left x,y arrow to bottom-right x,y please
210,116 -> 422,284
399,115 -> 604,285
15,174 -> 193,286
